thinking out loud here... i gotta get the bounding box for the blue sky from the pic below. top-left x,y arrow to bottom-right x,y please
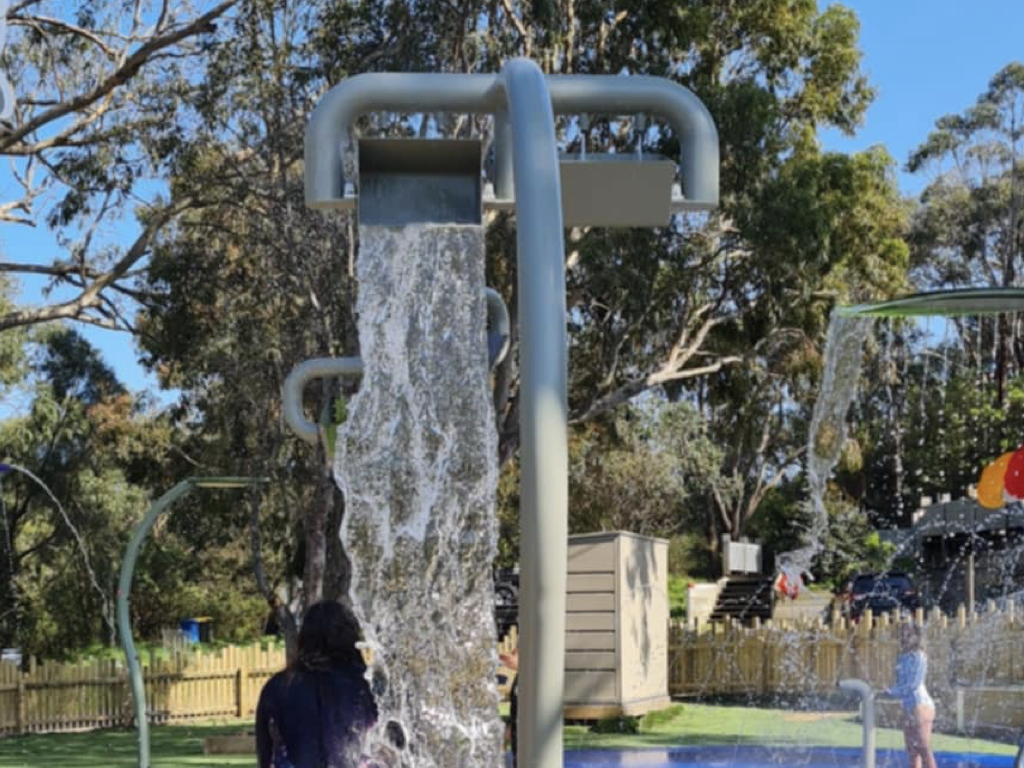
4,0 -> 1024,400
820,0 -> 1024,192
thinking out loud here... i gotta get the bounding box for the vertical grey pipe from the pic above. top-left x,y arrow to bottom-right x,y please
502,57 -> 568,768
839,679 -> 876,768
492,110 -> 515,201
118,479 -> 194,768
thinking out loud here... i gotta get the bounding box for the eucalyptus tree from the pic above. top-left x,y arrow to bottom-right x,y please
908,62 -> 1024,403
137,0 -> 358,649
0,0 -> 239,332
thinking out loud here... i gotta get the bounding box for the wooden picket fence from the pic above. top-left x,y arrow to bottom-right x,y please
0,643 -> 285,736
668,603 -> 1024,699
0,628 -> 522,737
9,607 -> 1024,737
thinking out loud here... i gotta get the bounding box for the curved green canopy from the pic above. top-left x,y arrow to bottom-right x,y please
839,288 -> 1024,318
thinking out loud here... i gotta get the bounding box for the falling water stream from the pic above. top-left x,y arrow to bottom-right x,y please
783,312 -> 874,577
334,224 -> 503,768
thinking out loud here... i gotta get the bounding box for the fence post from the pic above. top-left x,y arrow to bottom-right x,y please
761,628 -> 771,695
15,679 -> 25,734
235,662 -> 247,718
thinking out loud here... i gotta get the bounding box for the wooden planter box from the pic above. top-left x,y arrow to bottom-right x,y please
564,531 -> 672,719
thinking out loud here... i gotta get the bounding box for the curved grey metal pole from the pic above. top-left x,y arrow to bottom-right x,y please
118,479 -> 194,768
118,477 -> 261,768
484,286 -> 511,367
282,357 -> 364,444
305,72 -> 718,209
503,57 -> 568,768
839,679 -> 876,768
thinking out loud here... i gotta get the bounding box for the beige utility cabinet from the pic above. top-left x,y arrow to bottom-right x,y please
564,531 -> 671,718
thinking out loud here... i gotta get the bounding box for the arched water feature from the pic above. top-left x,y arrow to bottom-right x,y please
290,56 -> 1024,765
289,59 -> 720,768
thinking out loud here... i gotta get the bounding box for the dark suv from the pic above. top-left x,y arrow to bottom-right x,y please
847,572 -> 919,620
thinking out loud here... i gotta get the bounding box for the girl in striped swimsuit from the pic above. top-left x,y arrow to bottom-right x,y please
886,622 -> 936,768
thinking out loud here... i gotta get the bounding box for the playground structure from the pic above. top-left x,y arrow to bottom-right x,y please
117,477 -> 264,768
290,58 -> 719,767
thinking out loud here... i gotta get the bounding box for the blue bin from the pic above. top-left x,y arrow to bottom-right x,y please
179,619 -> 200,643
179,617 -> 213,643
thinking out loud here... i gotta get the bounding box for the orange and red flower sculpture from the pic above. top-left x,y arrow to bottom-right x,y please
977,449 -> 1024,509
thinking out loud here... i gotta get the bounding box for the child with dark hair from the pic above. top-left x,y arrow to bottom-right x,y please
256,601 -> 378,768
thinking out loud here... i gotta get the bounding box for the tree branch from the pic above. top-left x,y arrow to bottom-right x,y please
0,0 -> 238,152
9,15 -> 117,59
0,198 -> 192,331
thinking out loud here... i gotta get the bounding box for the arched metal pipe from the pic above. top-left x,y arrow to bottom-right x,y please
305,72 -> 719,210
501,58 -> 568,768
118,477 -> 263,768
282,357 -> 363,444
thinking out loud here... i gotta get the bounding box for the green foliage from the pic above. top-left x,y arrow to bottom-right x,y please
0,327 -> 268,658
588,715 -> 639,735
746,482 -> 815,564
667,573 -> 689,619
668,534 -> 715,580
568,400 -> 727,539
813,490 -> 895,589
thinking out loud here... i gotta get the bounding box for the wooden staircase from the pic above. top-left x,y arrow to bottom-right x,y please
709,574 -> 774,624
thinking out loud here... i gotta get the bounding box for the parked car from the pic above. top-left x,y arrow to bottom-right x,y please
846,572 -> 919,620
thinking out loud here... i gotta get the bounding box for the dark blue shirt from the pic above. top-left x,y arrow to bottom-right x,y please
256,662 -> 377,768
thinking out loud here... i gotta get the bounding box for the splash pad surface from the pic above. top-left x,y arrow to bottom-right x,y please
562,746 -> 1013,767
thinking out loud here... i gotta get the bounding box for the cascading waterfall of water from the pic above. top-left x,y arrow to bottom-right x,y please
335,224 -> 503,768
781,311 -> 873,578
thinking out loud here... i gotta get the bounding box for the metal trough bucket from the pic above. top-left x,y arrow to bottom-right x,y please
557,153 -> 676,227
352,141 -> 680,228
357,138 -> 482,226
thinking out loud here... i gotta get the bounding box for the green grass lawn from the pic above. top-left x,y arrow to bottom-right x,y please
563,704 -> 1016,755
0,705 -> 1015,767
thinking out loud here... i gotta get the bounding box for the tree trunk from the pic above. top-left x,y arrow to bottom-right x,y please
248,488 -> 299,659
303,448 -> 333,609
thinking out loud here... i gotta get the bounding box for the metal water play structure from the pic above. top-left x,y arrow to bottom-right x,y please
288,58 -> 720,767
829,286 -> 1024,768
117,476 -> 264,768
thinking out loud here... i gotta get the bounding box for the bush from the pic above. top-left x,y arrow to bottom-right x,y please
668,573 -> 689,619
589,715 -> 639,734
